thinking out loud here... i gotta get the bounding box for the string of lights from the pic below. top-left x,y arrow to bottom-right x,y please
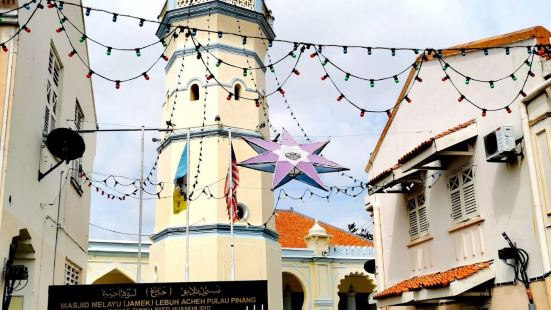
142,10 -> 194,185
314,51 -> 426,116
54,8 -> 176,86
0,0 -> 44,51
0,0 -> 39,16
40,0 -> 551,56
189,7 -> 213,200
436,52 -> 536,115
440,53 -> 535,84
56,7 -> 176,53
190,34 -> 305,102
318,51 -> 418,84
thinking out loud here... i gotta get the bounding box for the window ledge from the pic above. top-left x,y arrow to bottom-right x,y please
406,235 -> 433,248
448,217 -> 485,233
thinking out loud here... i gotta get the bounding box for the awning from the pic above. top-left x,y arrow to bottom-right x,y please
368,119 -> 477,195
374,261 -> 495,308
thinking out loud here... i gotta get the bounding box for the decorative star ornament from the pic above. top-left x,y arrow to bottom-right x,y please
239,129 -> 348,191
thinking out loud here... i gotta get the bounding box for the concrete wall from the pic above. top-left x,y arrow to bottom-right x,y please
0,2 -> 97,309
366,38 -> 548,298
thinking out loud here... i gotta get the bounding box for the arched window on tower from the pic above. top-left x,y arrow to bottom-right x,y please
190,84 -> 200,101
234,84 -> 242,101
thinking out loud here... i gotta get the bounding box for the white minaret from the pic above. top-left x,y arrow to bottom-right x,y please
149,0 -> 282,309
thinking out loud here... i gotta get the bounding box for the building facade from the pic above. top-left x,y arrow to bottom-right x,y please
0,1 -> 97,309
88,209 -> 375,310
364,27 -> 551,309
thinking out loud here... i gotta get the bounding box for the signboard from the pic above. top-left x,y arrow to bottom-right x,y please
48,281 -> 268,310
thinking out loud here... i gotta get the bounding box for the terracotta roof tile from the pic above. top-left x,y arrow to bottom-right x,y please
368,119 -> 476,186
373,261 -> 492,300
275,209 -> 373,248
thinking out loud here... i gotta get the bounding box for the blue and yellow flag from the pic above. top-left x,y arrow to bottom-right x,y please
173,144 -> 188,214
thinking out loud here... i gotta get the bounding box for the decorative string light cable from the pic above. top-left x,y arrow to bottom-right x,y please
189,9 -> 212,200
314,51 -> 426,116
0,0 -> 44,52
55,6 -> 175,54
142,9 -> 194,186
439,52 -> 535,86
436,52 -> 536,115
54,7 -> 178,88
318,51 -> 420,85
41,0 -> 551,56
190,34 -> 306,102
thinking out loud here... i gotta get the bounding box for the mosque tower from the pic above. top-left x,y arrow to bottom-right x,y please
149,0 -> 282,308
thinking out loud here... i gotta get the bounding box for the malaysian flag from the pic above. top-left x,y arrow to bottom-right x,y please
224,142 -> 240,223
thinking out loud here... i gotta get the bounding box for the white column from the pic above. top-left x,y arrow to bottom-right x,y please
346,286 -> 356,310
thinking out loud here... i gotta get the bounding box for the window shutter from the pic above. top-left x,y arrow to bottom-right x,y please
448,174 -> 464,222
461,168 -> 478,216
417,194 -> 429,235
43,106 -> 50,135
407,198 -> 419,238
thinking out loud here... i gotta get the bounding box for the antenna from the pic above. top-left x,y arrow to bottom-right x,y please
38,128 -> 85,181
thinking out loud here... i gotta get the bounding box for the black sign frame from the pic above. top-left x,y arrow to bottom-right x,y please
48,280 -> 268,310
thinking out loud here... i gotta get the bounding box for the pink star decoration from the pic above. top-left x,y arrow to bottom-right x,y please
239,129 -> 348,191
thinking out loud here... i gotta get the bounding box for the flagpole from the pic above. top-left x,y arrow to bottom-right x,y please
137,126 -> 144,283
185,128 -> 191,282
229,128 -> 235,281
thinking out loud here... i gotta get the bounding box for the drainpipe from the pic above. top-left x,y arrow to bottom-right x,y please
519,79 -> 551,274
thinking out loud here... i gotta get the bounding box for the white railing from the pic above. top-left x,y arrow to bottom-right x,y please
329,246 -> 375,258
176,0 -> 255,10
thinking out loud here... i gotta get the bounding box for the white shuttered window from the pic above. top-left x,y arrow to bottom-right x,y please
448,167 -> 478,223
44,48 -> 62,136
407,193 -> 429,239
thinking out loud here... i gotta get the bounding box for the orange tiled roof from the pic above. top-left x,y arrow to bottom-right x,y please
275,209 -> 372,248
373,261 -> 492,300
367,119 -> 476,185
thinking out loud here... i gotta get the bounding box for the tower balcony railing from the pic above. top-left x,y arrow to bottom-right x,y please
0,0 -> 17,11
177,0 -> 255,11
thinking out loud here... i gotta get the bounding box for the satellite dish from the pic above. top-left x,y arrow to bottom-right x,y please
46,128 -> 85,162
38,128 -> 85,181
364,259 -> 376,274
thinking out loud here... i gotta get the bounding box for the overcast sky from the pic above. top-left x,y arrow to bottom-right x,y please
81,0 -> 551,240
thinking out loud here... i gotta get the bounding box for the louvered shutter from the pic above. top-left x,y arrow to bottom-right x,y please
417,194 -> 429,235
461,168 -> 478,217
448,174 -> 464,223
43,106 -> 50,136
407,198 -> 418,238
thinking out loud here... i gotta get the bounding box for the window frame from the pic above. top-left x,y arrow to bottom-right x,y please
190,84 -> 200,101
234,83 -> 242,101
406,192 -> 429,240
447,166 -> 479,224
64,259 -> 81,285
44,46 -> 62,136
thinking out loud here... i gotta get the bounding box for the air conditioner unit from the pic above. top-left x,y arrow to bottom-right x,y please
484,126 -> 516,162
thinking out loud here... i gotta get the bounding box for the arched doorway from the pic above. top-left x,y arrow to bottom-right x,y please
93,268 -> 135,285
337,272 -> 376,310
282,272 -> 304,310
